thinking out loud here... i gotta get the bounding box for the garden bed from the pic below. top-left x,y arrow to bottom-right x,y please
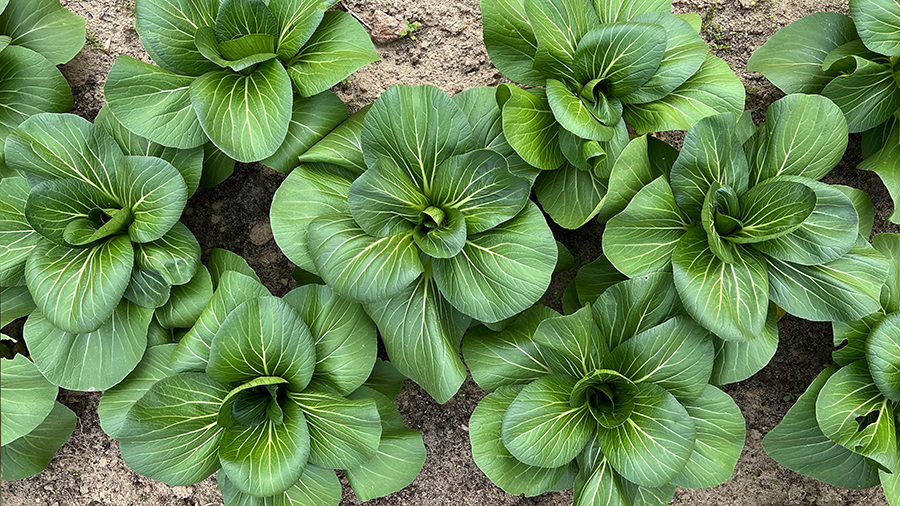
2,0 -> 899,504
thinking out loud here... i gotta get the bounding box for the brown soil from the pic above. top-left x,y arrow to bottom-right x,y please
3,0 -> 900,505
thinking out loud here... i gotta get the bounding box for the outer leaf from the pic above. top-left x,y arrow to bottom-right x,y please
604,316 -> 714,402
603,177 -> 689,277
747,12 -> 858,94
190,60 -> 292,162
271,163 -> 354,273
874,233 -> 900,312
463,305 -> 556,391
0,285 -> 34,327
134,0 -> 220,76
470,385 -> 569,496
751,178 -> 859,265
261,91 -> 348,173
208,248 -> 260,288
816,360 -> 899,471
344,386 -> 426,501
361,84 -> 472,188
0,402 -> 76,481
710,307 -> 778,385
25,236 -> 134,334
283,284 -> 377,396
6,112 -> 122,195
763,365 -> 881,490
750,94 -> 848,184
595,382 -> 694,488
287,12 -> 378,97
623,55 -> 744,133
0,354 -> 56,446
270,0 -> 324,60
867,313 -> 900,402
621,12 -> 707,105
481,0 -> 544,86
366,275 -> 470,404
524,0 -> 598,76
24,300 -> 152,391
433,201 -> 556,323
497,85 -> 564,170
850,0 -> 900,56
593,0 -> 670,23
207,296 -> 317,391
672,385 -> 745,488
535,161 -> 608,229
502,374 -> 595,469
94,106 -> 204,197
572,254 -> 629,307
296,106 -> 369,175
218,465 -> 341,506
308,214 -> 423,303
766,236 -> 887,322
532,306 -> 599,378
215,0 -> 277,41
170,271 -> 271,372
118,372 -> 229,485
822,60 -> 900,133
0,46 -> 73,159
104,56 -> 207,149
289,390 -> 382,470
98,344 -> 176,438
218,400 -> 310,497
672,227 -> 769,342
860,119 -> 900,224
0,176 -> 37,280
592,272 -> 681,351
0,0 -> 84,64
155,265 -> 213,329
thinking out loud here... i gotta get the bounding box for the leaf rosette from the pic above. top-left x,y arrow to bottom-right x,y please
0,112 -> 202,392
271,84 -> 558,403
481,0 -> 745,227
0,0 -> 84,175
763,233 -> 900,504
0,351 -> 77,480
463,273 -> 745,503
748,0 -> 900,223
103,0 -> 377,165
112,270 -> 424,505
601,94 -> 889,381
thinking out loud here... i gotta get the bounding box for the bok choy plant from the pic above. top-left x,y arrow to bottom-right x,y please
0,351 -> 77,480
481,0 -> 745,228
601,94 -> 888,383
0,113 -> 201,392
111,269 -> 425,505
270,84 -> 558,404
0,0 -> 84,175
463,273 -> 745,503
763,234 -> 900,504
748,0 -> 900,223
103,0 -> 377,165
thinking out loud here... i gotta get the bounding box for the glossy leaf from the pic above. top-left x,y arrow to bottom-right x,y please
289,390 -> 382,470
0,401 -> 76,481
98,344 -> 176,438
0,354 -> 56,446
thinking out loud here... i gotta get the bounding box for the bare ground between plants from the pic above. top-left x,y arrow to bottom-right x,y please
2,0 -> 900,505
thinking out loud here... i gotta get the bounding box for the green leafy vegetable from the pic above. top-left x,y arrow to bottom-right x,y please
0,113 -> 201,391
601,95 -> 886,384
0,352 -> 77,480
749,2 -> 900,222
113,273 -> 423,504
103,0 -> 376,165
271,84 -> 557,403
482,0 -> 744,227
764,233 -> 900,504
464,274 -> 745,500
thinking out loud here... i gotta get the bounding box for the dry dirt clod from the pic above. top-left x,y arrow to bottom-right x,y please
249,223 -> 274,246
370,10 -> 406,44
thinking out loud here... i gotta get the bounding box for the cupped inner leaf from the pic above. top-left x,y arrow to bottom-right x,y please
219,376 -> 290,428
215,0 -> 278,43
63,207 -> 133,246
413,207 -> 467,259
571,369 -> 639,429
